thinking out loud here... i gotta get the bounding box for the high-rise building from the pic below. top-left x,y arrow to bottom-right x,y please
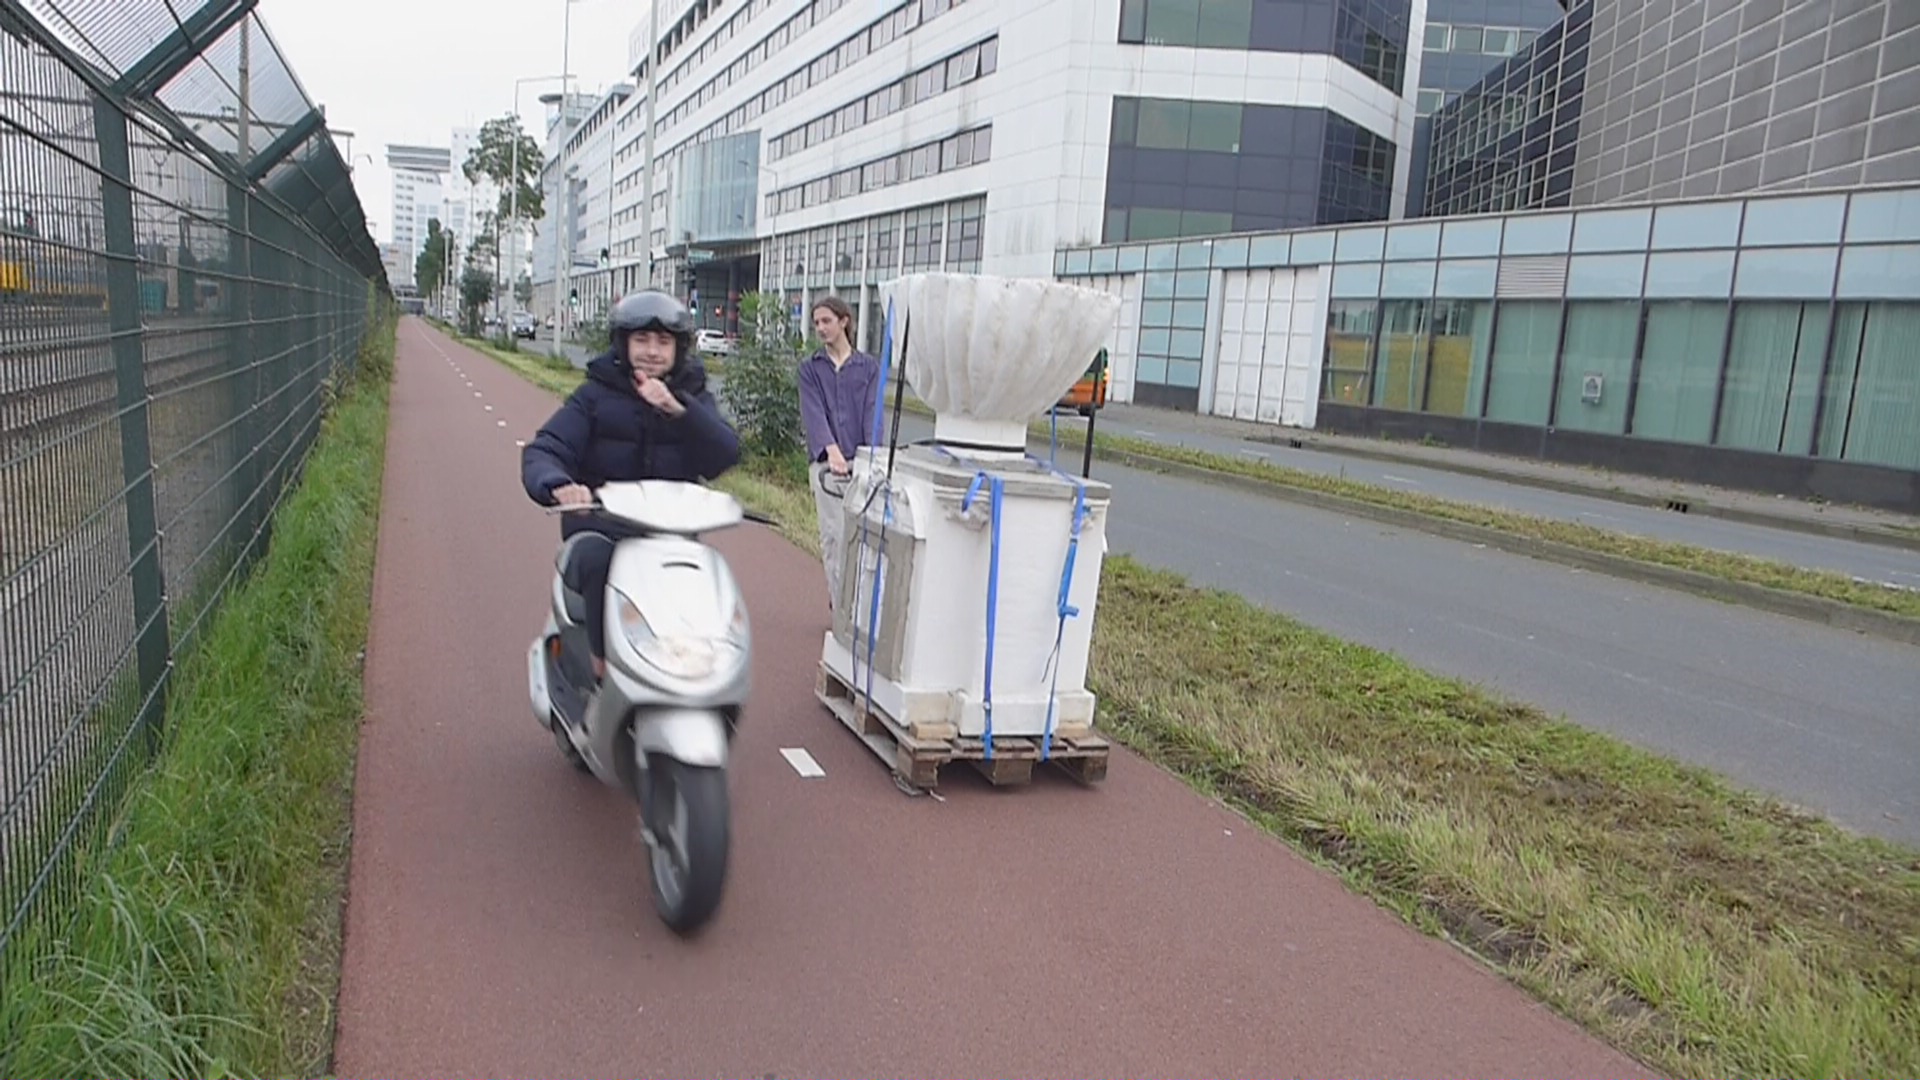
387,143 -> 453,288
533,88 -> 622,326
604,0 -> 1428,361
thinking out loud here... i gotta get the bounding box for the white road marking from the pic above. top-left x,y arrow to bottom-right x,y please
1381,474 -> 1421,486
780,747 -> 826,778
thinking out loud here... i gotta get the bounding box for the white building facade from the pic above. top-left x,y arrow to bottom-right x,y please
387,144 -> 450,288
533,87 -> 631,330
604,0 -> 1427,374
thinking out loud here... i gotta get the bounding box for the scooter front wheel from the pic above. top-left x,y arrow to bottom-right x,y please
641,756 -> 730,935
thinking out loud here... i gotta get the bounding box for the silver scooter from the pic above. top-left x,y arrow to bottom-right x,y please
526,479 -> 759,935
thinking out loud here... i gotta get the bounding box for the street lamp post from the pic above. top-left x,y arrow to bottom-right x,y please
641,0 -> 658,290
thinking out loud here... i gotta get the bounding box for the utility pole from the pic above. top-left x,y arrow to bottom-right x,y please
607,109 -> 617,307
641,0 -> 658,290
559,0 -> 572,347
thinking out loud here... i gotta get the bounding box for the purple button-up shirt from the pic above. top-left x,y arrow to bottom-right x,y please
798,348 -> 881,462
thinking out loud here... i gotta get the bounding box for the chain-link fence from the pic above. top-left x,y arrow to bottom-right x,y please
0,0 -> 389,984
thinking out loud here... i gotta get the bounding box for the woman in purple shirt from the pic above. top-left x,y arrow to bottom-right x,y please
797,295 -> 880,613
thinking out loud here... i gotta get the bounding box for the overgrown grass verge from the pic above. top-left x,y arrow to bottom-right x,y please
470,322 -> 1920,1077
464,337 -> 582,398
897,395 -> 1920,621
0,319 -> 397,1079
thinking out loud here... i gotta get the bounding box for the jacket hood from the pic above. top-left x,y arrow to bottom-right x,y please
586,347 -> 709,396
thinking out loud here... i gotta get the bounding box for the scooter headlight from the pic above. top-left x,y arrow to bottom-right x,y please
613,590 -> 741,682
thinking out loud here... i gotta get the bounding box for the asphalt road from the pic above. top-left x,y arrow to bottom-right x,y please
332,320 -> 1646,1077
889,412 -> 1920,844
1079,410 -> 1920,589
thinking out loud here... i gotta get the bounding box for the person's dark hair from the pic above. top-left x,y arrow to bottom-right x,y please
811,295 -> 855,347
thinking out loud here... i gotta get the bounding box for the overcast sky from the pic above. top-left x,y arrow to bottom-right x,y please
260,0 -> 636,245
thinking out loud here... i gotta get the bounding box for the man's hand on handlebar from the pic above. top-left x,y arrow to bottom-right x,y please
551,482 -> 595,509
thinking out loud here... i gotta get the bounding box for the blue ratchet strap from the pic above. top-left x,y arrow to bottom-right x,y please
853,301 -> 898,712
1024,452 -> 1089,761
960,471 -> 1004,760
860,490 -> 891,712
1040,479 -> 1089,759
869,298 -> 895,447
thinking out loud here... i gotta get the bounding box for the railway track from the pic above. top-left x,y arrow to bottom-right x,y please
0,313 -> 256,460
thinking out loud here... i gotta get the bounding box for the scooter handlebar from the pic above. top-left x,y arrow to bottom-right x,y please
544,496 -> 777,529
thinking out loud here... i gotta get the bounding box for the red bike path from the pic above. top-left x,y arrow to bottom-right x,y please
330,318 -> 1649,1078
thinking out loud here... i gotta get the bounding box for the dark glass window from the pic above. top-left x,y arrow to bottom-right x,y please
1117,0 -> 1259,50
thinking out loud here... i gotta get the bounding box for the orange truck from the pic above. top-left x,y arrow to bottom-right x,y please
1056,348 -> 1109,414
1051,348 -> 1110,478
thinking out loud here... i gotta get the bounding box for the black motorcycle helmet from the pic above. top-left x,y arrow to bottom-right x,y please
608,289 -> 694,368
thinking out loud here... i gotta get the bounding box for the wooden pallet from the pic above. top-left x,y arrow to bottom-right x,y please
816,663 -> 1110,789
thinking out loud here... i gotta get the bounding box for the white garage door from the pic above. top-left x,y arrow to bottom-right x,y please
1211,267 -> 1324,429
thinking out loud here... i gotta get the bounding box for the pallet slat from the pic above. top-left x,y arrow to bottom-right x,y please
816,663 -> 1110,789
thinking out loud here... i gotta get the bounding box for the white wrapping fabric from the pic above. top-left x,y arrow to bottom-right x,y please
881,274 -> 1122,424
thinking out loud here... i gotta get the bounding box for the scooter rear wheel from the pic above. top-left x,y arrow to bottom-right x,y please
641,756 -> 729,935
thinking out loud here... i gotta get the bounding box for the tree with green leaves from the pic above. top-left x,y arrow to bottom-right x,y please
415,218 -> 450,296
465,210 -> 498,268
514,273 -> 533,307
719,291 -> 809,469
463,116 -> 545,225
459,266 -> 494,337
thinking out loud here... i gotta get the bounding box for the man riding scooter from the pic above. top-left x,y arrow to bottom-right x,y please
520,290 -> 742,686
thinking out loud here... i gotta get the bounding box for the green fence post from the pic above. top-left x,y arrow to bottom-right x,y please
226,181 -> 261,570
91,93 -> 172,745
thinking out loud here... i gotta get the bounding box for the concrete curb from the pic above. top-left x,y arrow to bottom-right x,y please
1254,434 -> 1920,554
1098,448 -> 1920,648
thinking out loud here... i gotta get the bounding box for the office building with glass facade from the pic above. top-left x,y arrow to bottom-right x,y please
1054,184 -> 1920,511
603,0 -> 1422,345
1401,0 -> 1567,213
1419,0 -> 1920,217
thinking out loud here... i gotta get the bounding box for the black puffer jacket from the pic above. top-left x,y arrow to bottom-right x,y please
520,347 -> 741,536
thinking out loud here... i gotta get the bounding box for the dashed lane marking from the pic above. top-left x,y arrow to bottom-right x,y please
780,747 -> 826,778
